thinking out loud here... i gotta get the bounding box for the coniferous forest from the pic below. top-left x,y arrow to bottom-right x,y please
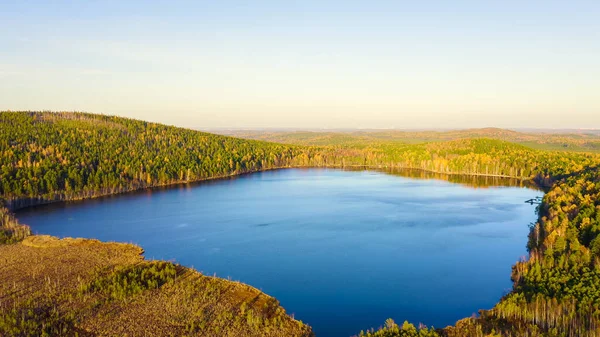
2,111 -> 600,336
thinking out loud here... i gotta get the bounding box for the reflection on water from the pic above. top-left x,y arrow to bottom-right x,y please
359,167 -> 538,189
16,168 -> 540,337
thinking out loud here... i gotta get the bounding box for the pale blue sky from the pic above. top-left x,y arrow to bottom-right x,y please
1,1 -> 599,129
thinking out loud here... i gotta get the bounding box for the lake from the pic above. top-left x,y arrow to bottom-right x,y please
16,168 -> 540,337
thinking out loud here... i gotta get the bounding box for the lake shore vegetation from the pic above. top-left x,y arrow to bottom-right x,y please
2,110 -> 600,336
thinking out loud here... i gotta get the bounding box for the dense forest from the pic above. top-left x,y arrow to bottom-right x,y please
2,111 -> 597,209
2,111 -> 600,336
0,111 -> 313,208
488,164 -> 600,336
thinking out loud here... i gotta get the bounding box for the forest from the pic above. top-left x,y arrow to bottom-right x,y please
2,111 -> 597,209
2,110 -> 600,336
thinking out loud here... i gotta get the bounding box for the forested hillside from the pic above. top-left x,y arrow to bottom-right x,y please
489,164 -> 600,336
2,111 -> 600,336
2,111 -> 597,210
0,111 -> 312,209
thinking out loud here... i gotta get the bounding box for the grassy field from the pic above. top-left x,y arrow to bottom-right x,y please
0,235 -> 313,337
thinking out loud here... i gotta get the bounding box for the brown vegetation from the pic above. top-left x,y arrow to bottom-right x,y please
0,236 -> 313,337
0,206 -> 31,244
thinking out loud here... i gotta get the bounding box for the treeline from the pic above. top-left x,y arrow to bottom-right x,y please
0,111 -> 313,208
358,319 -> 440,337
490,165 -> 600,336
222,128 -> 600,153
2,111 -> 598,211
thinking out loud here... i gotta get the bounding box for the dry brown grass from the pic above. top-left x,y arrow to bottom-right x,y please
0,236 -> 313,337
0,206 -> 31,244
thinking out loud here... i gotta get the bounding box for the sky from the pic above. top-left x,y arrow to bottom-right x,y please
1,0 -> 599,129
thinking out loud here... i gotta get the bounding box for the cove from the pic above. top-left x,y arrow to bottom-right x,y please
16,168 -> 540,337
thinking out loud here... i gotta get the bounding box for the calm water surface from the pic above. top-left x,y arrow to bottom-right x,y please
17,169 -> 540,337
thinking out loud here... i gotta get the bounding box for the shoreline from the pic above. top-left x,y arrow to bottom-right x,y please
9,168 -> 542,336
4,164 -> 535,213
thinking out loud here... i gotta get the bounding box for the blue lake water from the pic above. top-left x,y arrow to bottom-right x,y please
16,168 -> 540,337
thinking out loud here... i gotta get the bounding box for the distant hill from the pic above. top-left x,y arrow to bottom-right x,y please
215,127 -> 600,152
